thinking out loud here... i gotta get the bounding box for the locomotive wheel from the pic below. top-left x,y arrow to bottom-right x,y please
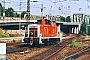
44,42 -> 50,46
50,42 -> 55,45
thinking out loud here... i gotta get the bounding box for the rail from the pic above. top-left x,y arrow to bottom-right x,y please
27,35 -> 75,60
65,46 -> 90,60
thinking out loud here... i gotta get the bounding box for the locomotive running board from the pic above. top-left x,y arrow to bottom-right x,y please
41,36 -> 60,39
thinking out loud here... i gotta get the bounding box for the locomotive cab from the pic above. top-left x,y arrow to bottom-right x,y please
24,18 -> 60,46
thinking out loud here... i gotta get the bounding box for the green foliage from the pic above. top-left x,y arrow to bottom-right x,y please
80,22 -> 86,34
21,11 -> 26,19
66,16 -> 71,22
70,40 -> 83,48
88,26 -> 90,35
16,13 -> 20,17
0,7 -> 4,16
5,7 -> 14,17
4,33 -> 10,37
0,32 -> 9,37
0,3 -> 2,7
84,35 -> 90,40
60,53 -> 66,60
60,16 -> 65,22
0,28 -> 22,37
80,21 -> 90,35
0,6 -> 20,17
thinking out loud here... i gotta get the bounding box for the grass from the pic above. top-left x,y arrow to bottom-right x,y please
0,32 -> 22,37
70,40 -> 83,48
0,32 -> 10,38
84,35 -> 90,40
60,53 -> 66,60
0,28 -> 23,37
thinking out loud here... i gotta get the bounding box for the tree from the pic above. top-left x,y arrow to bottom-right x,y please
60,16 -> 65,22
0,3 -> 2,19
0,6 -> 3,16
5,9 -> 8,17
88,26 -> 90,35
21,11 -> 26,19
66,16 -> 71,22
16,13 -> 20,17
5,7 -> 14,17
80,22 -> 86,34
0,3 -> 2,7
0,6 -> 20,17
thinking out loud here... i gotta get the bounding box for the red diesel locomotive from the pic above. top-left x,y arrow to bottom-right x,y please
24,17 -> 60,45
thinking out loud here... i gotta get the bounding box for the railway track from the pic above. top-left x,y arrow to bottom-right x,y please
6,34 -> 89,60
6,34 -> 76,60
65,46 -> 90,60
6,44 -> 31,53
6,34 -> 74,53
6,43 -> 23,48
26,36 -> 75,60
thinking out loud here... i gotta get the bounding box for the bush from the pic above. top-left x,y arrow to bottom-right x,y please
4,33 -> 10,37
60,53 -> 66,60
0,28 -> 22,37
84,35 -> 90,40
70,40 -> 83,48
0,32 -> 10,37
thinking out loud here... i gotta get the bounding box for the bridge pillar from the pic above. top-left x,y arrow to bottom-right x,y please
72,27 -> 74,33
74,27 -> 77,34
76,27 -> 79,34
73,27 -> 79,34
78,24 -> 81,31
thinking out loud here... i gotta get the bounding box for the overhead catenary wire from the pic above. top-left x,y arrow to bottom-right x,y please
31,6 -> 59,15
5,0 -> 90,16
48,0 -> 71,15
49,0 -> 59,10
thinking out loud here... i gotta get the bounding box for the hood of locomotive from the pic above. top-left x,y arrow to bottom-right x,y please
28,24 -> 40,37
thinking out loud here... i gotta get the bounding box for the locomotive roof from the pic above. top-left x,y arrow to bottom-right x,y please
37,19 -> 56,22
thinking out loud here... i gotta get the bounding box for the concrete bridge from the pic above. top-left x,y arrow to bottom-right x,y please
0,20 -> 36,30
1,13 -> 90,34
56,22 -> 81,34
0,20 -> 81,34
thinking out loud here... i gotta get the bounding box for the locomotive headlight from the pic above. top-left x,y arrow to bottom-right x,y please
30,32 -> 33,35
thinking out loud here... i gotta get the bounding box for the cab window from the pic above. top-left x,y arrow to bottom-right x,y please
37,20 -> 42,24
46,19 -> 50,25
52,21 -> 54,26
52,21 -> 56,26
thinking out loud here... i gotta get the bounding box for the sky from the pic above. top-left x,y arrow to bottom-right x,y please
0,0 -> 90,17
